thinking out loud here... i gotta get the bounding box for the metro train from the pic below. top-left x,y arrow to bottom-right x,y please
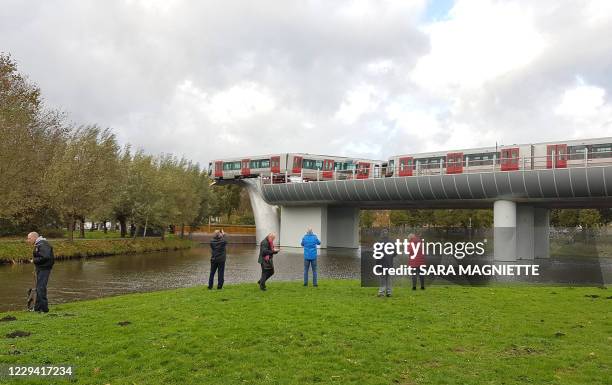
209,153 -> 383,181
386,137 -> 612,177
208,138 -> 612,182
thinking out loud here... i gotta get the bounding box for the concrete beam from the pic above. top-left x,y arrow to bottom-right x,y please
327,207 -> 360,248
534,208 -> 550,258
516,204 -> 535,260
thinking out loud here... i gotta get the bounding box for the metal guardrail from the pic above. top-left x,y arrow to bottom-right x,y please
261,151 -> 612,184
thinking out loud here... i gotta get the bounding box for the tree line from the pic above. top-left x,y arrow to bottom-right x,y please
361,208 -> 611,229
0,53 -> 251,239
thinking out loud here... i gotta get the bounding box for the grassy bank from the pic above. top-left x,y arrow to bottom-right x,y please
0,280 -> 610,384
0,237 -> 195,264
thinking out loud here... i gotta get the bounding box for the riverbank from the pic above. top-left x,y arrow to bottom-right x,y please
0,238 -> 195,264
0,280 -> 609,384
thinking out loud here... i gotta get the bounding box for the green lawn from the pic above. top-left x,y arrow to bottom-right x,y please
0,280 -> 610,385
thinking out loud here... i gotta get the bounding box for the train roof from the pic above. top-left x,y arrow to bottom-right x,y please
212,153 -> 384,162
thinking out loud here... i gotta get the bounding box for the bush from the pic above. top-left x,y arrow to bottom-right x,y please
40,228 -> 65,238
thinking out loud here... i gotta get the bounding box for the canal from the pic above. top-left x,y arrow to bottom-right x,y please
0,245 -> 361,312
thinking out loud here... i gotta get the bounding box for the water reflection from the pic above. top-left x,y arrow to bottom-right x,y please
0,245 -> 361,312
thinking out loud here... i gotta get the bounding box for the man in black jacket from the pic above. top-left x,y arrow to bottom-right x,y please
257,233 -> 279,291
209,230 -> 227,289
27,232 -> 54,313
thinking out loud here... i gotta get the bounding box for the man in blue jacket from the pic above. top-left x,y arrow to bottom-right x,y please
301,228 -> 321,287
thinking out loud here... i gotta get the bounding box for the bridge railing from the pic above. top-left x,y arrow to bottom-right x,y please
261,151 -> 612,184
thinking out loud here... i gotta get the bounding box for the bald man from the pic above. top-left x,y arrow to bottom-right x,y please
26,232 -> 55,312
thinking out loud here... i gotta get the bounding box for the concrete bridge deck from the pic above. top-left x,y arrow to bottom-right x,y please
261,165 -> 612,209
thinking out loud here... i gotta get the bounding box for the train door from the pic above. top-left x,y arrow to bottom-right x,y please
241,159 -> 250,177
546,144 -> 568,168
292,155 -> 303,174
386,159 -> 395,177
214,161 -> 223,178
270,156 -> 280,174
500,147 -> 519,171
446,152 -> 463,174
398,157 -> 413,177
322,159 -> 334,179
356,162 -> 371,179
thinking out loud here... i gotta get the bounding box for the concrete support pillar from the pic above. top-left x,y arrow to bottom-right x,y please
516,204 -> 535,260
534,208 -> 550,258
280,206 -> 328,248
494,202 -> 550,261
494,200 -> 517,261
327,207 -> 360,248
279,206 -> 360,248
242,179 -> 280,245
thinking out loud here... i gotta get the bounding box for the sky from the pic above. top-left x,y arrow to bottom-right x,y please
2,0 -> 611,166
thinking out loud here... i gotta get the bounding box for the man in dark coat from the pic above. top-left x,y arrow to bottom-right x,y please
209,230 -> 227,289
257,233 -> 279,291
27,232 -> 54,313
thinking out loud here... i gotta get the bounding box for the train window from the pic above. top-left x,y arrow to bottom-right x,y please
334,162 -> 350,171
302,159 -> 323,170
223,161 -> 241,171
302,159 -> 314,169
466,153 -> 494,166
249,159 -> 270,169
568,145 -> 587,161
589,144 -> 612,159
418,157 -> 445,169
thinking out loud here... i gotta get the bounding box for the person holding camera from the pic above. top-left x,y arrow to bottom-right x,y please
209,229 -> 227,290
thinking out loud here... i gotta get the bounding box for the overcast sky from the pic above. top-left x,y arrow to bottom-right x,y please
2,0 -> 611,165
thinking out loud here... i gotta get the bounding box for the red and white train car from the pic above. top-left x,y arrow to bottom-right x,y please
209,153 -> 384,182
386,137 -> 612,176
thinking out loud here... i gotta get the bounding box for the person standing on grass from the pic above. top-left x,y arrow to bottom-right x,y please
209,229 -> 227,290
27,232 -> 54,313
257,233 -> 279,291
408,233 -> 426,290
377,229 -> 394,297
301,228 -> 321,287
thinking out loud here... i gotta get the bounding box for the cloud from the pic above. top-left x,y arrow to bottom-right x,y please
1,0 -> 611,166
